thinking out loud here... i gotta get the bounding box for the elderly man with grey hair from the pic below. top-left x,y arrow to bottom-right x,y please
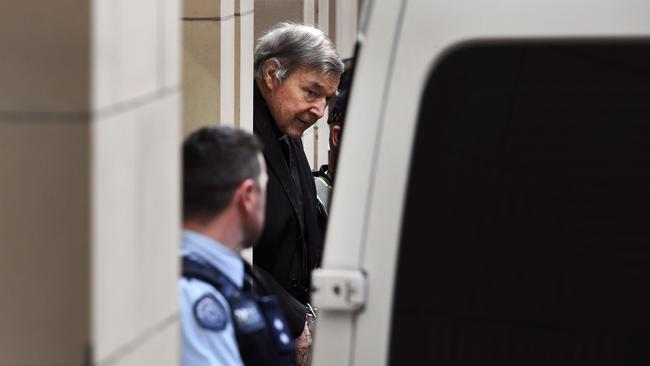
252,21 -> 344,364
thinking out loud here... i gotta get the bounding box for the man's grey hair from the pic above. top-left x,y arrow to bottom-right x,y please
254,22 -> 344,83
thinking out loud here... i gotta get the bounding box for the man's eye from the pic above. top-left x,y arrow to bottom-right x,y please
307,89 -> 316,97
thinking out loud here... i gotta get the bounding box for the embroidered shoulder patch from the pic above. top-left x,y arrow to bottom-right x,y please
193,294 -> 228,331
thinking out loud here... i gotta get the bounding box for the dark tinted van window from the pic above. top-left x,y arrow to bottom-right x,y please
390,43 -> 650,365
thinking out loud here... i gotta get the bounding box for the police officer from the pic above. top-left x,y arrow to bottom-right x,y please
180,127 -> 295,365
313,89 -> 347,215
313,57 -> 354,218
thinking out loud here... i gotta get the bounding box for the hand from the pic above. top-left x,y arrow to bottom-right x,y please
295,321 -> 312,366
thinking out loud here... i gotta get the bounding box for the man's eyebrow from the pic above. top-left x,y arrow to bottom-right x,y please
309,82 -> 339,97
309,82 -> 324,91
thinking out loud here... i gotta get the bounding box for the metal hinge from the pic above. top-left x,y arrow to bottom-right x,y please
311,268 -> 367,312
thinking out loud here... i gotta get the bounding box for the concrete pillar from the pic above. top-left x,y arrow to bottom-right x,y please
312,0 -> 331,170
183,0 -> 236,134
302,122 -> 317,169
237,0 -> 256,265
92,1 -> 181,364
314,110 -> 330,171
236,0 -> 255,131
332,0 -> 357,59
315,0 -> 357,170
303,0 -> 316,26
0,0 -> 181,364
317,0 -> 330,34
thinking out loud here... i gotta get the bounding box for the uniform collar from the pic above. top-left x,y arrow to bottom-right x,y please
318,164 -> 331,181
181,229 -> 245,289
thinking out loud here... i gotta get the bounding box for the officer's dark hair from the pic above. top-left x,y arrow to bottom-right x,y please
183,126 -> 263,222
327,57 -> 354,127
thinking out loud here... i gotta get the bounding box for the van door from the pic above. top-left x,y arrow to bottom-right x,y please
390,42 -> 650,366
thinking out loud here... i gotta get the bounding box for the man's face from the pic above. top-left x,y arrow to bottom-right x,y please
264,67 -> 340,138
243,154 -> 268,248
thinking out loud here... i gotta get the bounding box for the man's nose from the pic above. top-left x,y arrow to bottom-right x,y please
309,97 -> 326,119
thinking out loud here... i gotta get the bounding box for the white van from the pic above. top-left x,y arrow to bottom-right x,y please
311,0 -> 650,365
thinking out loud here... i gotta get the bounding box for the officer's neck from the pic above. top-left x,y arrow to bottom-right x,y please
183,210 -> 243,254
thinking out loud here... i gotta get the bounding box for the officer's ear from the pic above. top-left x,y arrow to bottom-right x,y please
331,123 -> 342,148
263,59 -> 281,90
235,178 -> 258,215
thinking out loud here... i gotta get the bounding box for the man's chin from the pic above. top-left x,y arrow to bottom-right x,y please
290,120 -> 316,137
286,130 -> 304,139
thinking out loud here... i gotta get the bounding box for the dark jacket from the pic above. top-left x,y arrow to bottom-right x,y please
253,84 -> 324,307
252,265 -> 308,338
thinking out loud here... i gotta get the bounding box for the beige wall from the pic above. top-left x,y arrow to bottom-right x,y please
254,0 -> 305,40
0,120 -> 91,365
183,0 -> 234,135
183,0 -> 255,135
0,0 -> 181,364
0,1 -> 91,364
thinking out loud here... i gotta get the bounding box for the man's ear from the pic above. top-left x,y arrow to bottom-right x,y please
263,59 -> 281,90
236,178 -> 257,214
331,124 -> 342,148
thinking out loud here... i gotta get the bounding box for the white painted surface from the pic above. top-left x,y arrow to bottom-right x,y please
92,92 -> 181,363
238,11 -> 255,132
315,109 -> 330,169
314,0 -> 650,365
303,0 -> 316,26
334,0 -> 357,59
220,0 -> 236,125
162,0 -> 181,89
93,0 -> 159,110
301,126 -> 316,169
312,0 -> 405,363
317,0 -> 330,35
